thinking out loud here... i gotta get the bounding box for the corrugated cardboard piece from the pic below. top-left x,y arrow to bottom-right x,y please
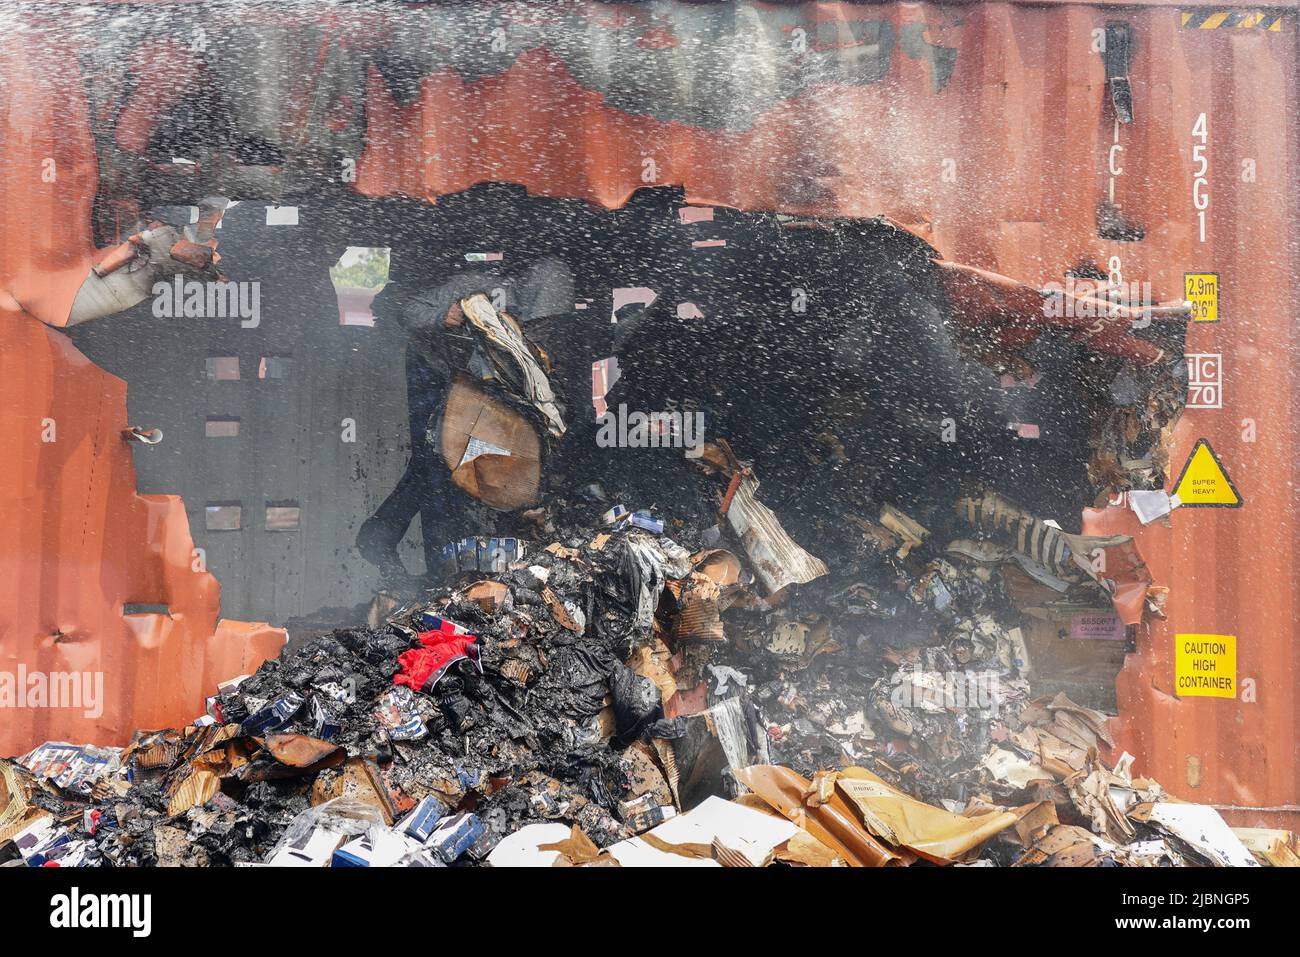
440,375 -> 542,510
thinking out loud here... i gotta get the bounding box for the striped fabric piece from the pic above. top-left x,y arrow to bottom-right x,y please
418,614 -> 472,638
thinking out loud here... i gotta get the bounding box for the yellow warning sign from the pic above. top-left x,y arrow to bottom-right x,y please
1175,634 -> 1236,698
1184,272 -> 1219,322
1172,438 -> 1242,507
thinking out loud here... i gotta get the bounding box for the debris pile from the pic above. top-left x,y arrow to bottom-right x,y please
1,442 -> 1285,867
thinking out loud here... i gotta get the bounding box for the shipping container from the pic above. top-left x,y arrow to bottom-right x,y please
0,0 -> 1296,843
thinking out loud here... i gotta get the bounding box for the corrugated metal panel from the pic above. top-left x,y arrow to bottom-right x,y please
0,28 -> 98,327
0,2 -> 1295,822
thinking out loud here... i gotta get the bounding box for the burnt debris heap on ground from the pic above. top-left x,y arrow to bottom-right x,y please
6,422 -> 1268,867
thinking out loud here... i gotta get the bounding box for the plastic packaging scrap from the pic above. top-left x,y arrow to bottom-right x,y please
439,537 -> 525,576
19,743 -> 123,795
723,475 -> 828,595
267,798 -> 388,867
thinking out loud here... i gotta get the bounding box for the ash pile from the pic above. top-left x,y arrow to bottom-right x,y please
2,440 -> 1282,868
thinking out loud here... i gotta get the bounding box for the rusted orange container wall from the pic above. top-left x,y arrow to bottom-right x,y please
0,26 -> 286,757
2,1 -> 1297,823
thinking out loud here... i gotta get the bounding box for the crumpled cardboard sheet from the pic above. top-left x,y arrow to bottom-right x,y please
542,586 -> 584,634
731,794 -> 844,866
166,770 -> 221,817
1013,824 -> 1119,866
487,822 -> 574,866
620,741 -> 675,810
879,504 -> 930,558
1024,707 -> 1107,748
1130,802 -> 1259,867
479,824 -> 620,868
1001,727 -> 1086,780
734,765 -> 907,867
1064,753 -> 1137,845
693,548 -> 742,588
0,759 -> 51,844
1006,693 -> 1114,775
467,580 -> 511,613
1115,839 -> 1187,867
818,767 -> 1018,864
664,572 -> 725,642
628,639 -> 678,706
1007,800 -> 1059,846
981,748 -> 1054,789
1035,692 -> 1115,750
535,821 -> 621,868
1231,828 -> 1300,867
310,758 -> 399,826
607,796 -> 797,867
163,730 -> 347,815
